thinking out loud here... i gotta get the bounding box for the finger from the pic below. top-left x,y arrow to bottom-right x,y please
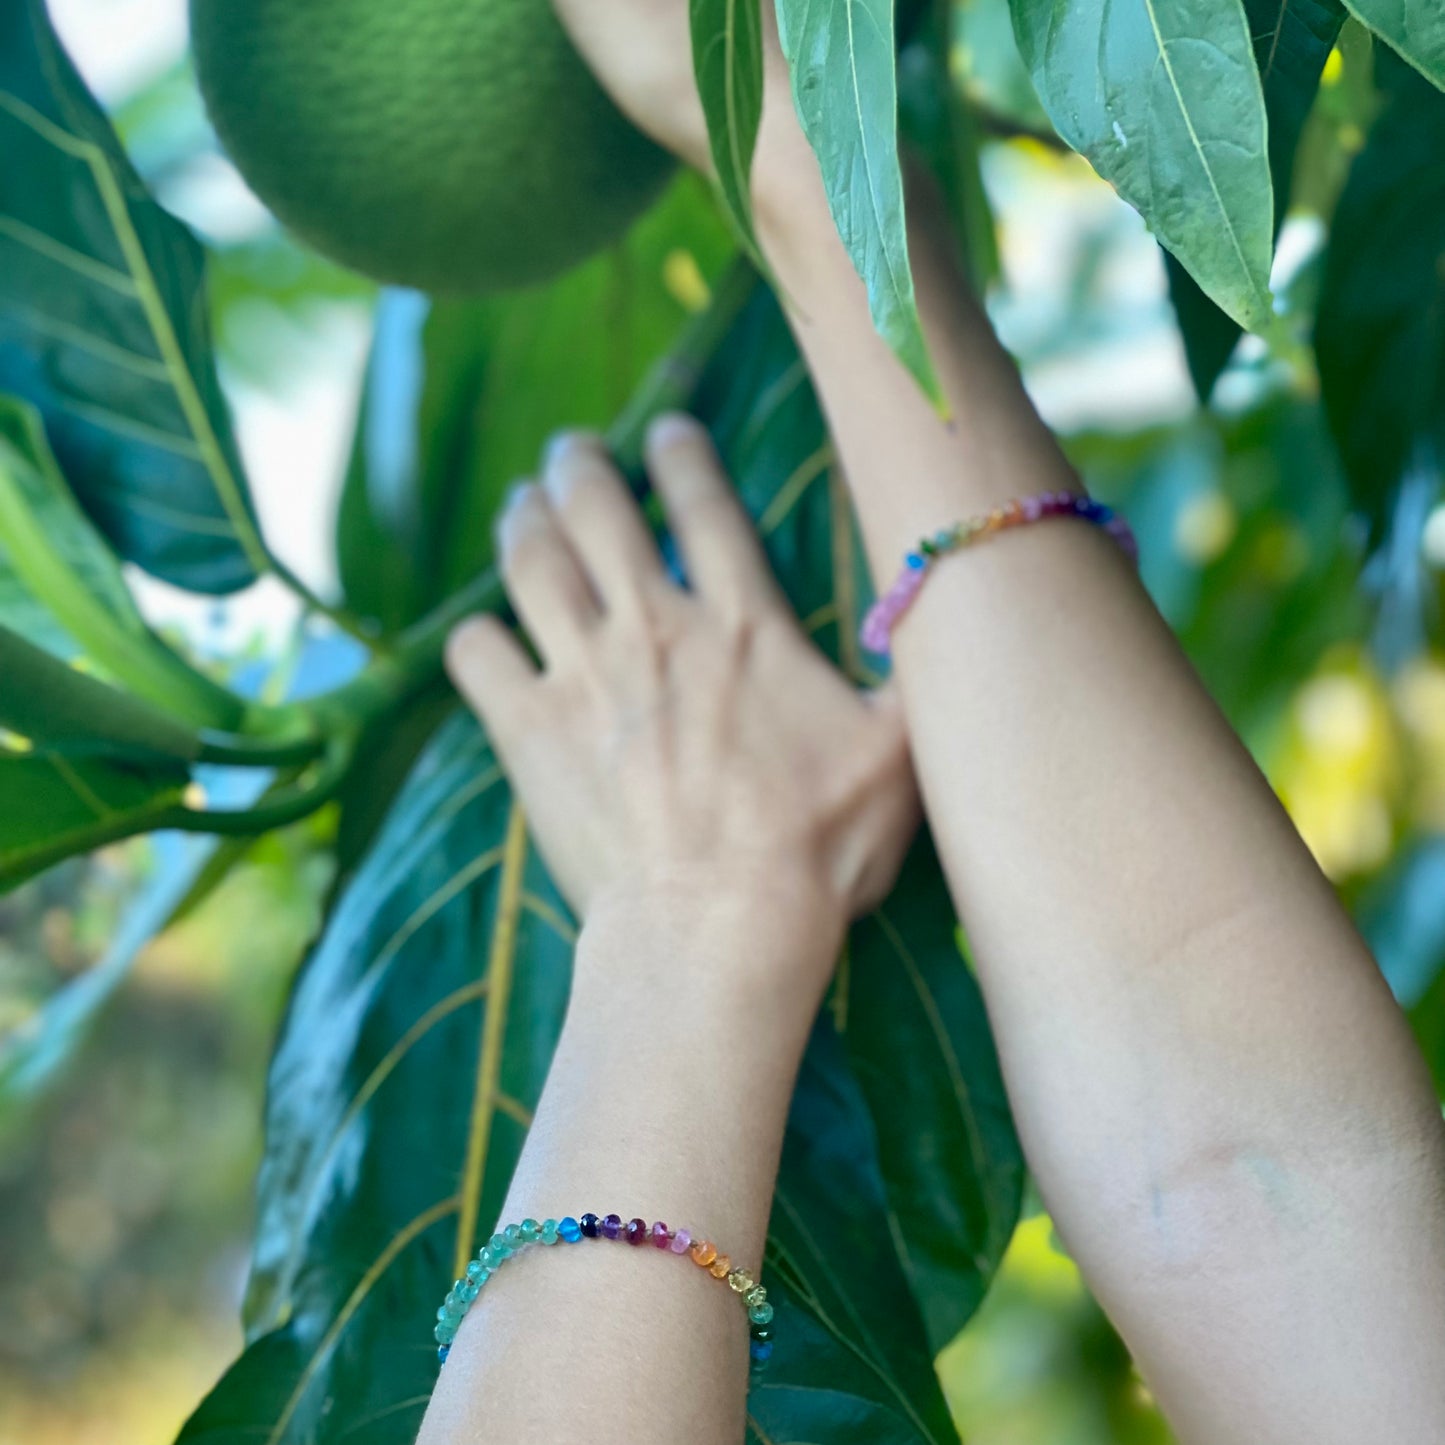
496,482 -> 601,667
444,613 -> 538,750
541,432 -> 669,613
645,413 -> 783,614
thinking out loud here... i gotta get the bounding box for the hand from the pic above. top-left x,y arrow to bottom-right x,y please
551,0 -> 806,205
445,416 -> 919,968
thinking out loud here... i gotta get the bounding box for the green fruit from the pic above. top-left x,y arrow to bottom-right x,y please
190,0 -> 674,293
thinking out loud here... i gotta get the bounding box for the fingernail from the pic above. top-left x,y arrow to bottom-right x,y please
502,480 -> 534,513
544,429 -> 602,468
647,412 -> 704,451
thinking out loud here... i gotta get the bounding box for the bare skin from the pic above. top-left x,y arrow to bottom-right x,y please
422,8 -> 1445,1444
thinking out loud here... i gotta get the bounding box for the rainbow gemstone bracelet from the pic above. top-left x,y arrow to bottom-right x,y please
433,1213 -> 775,1375
860,491 -> 1139,656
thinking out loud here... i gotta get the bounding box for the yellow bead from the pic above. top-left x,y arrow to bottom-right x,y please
709,1254 -> 732,1279
691,1239 -> 717,1268
728,1270 -> 754,1294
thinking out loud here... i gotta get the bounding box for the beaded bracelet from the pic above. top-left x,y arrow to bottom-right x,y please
860,491 -> 1139,656
433,1213 -> 776,1375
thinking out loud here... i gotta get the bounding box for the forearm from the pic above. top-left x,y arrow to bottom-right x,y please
756,162 -> 1445,1438
417,880 -> 837,1445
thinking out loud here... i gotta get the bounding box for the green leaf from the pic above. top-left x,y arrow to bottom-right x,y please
1316,59 -> 1445,528
1167,0 -> 1347,397
0,625 -> 201,762
0,0 -> 263,592
0,747 -> 188,893
845,839 -> 1023,1351
338,177 -> 734,631
774,0 -> 944,406
0,396 -> 244,728
1012,0 -> 1276,332
1340,0 -> 1445,87
762,1024 -> 961,1445
691,0 -> 766,257
0,832 -> 224,1134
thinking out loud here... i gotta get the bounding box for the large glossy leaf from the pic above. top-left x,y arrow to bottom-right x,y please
0,0 -> 262,592
1340,0 -> 1445,86
338,177 -> 734,632
845,839 -> 1023,1350
758,1024 -> 960,1445
1316,58 -> 1445,529
0,396 -> 241,727
1012,0 -> 1275,332
692,0 -> 766,257
774,0 -> 944,405
1167,0 -> 1347,397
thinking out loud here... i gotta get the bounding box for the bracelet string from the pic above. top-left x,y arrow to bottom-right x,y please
433,1213 -> 775,1375
860,491 -> 1139,656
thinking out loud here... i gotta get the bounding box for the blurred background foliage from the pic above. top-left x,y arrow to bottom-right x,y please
2,1 -> 1444,1443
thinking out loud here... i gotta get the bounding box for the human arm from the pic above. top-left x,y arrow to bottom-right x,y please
418,425 -> 917,1445
545,10 -> 1445,1441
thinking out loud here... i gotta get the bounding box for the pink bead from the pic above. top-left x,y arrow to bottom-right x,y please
650,1221 -> 671,1248
1022,496 -> 1043,521
670,1228 -> 692,1255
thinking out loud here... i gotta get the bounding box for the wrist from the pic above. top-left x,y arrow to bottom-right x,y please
572,862 -> 845,1042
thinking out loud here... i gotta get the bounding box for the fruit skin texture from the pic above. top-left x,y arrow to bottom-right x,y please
191,0 -> 674,293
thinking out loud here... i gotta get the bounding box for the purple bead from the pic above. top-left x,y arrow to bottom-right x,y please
650,1221 -> 671,1248
670,1228 -> 692,1255
625,1217 -> 648,1246
601,1213 -> 622,1240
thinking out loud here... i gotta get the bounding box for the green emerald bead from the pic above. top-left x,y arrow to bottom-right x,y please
479,1247 -> 498,1270
434,1322 -> 454,1345
489,1233 -> 511,1258
519,1218 -> 541,1243
436,1305 -> 452,1323
540,1219 -> 560,1245
466,1260 -> 485,1282
748,1302 -> 774,1326
459,1282 -> 479,1304
503,1223 -> 524,1247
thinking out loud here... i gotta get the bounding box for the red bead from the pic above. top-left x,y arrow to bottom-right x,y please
625,1217 -> 648,1246
650,1221 -> 671,1248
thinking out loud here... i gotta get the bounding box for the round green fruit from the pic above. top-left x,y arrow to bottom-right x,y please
190,0 -> 674,293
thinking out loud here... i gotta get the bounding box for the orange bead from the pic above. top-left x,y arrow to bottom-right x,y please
709,1254 -> 732,1279
691,1239 -> 717,1268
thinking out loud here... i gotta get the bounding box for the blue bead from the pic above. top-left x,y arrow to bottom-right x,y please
438,1345 -> 451,1364
580,1213 -> 600,1238
750,1341 -> 774,1363
559,1216 -> 583,1243
905,552 -> 925,570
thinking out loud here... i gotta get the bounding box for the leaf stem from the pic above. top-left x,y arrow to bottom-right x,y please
268,555 -> 384,650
